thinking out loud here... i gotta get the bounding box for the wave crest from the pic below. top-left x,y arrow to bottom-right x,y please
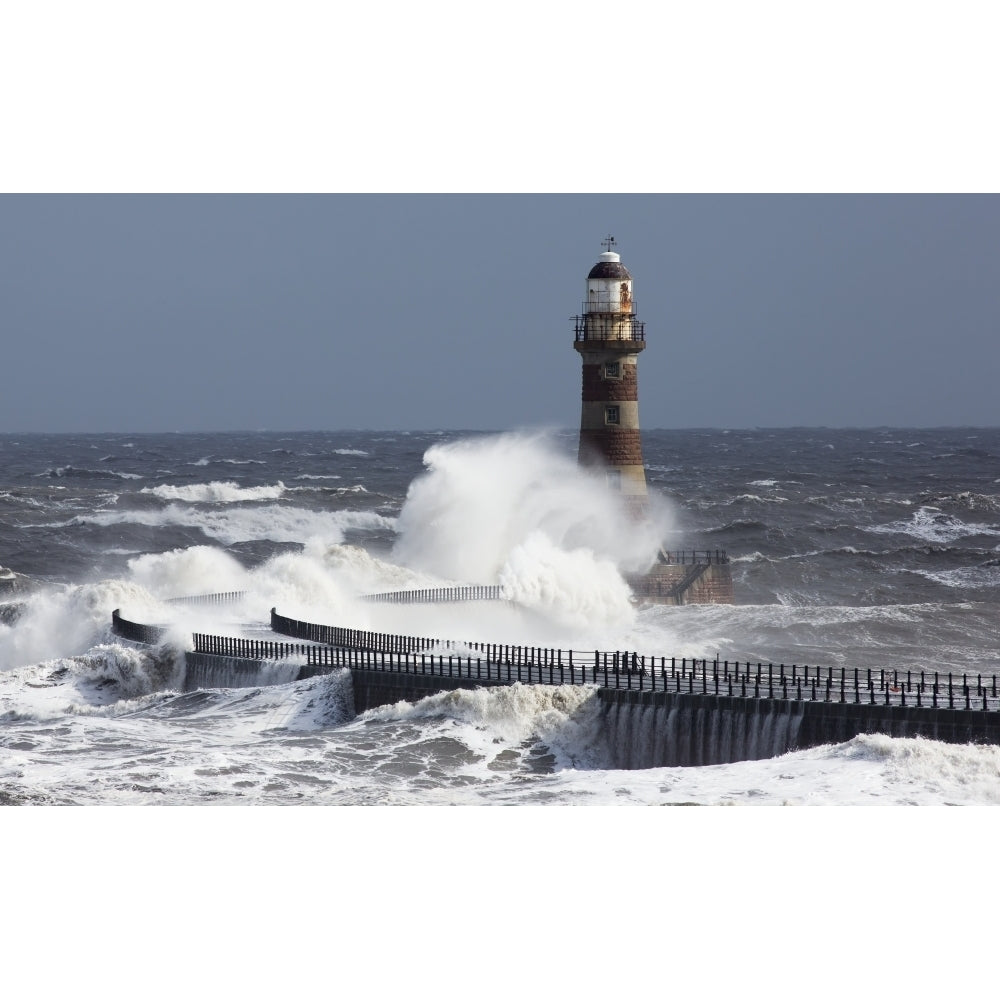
366,682 -> 607,769
141,481 -> 287,503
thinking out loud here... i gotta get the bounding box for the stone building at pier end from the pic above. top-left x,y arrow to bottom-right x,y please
571,238 -> 733,605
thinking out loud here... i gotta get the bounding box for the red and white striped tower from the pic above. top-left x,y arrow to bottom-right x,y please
572,237 -> 649,513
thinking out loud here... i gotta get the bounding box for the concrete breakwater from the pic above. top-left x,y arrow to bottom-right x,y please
111,600 -> 1000,767
180,650 -> 1000,766
600,689 -> 1000,767
628,551 -> 734,605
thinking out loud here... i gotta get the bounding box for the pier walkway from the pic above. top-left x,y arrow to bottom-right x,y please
110,590 -> 1000,766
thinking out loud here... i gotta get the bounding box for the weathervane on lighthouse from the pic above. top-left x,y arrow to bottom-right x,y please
572,238 -> 649,514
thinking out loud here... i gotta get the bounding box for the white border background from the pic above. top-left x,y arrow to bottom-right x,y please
3,2 -> 998,192
3,1 -> 996,993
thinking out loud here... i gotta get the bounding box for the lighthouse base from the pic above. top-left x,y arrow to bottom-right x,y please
627,552 -> 734,606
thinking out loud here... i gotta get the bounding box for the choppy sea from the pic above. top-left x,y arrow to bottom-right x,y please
2,427 -> 999,806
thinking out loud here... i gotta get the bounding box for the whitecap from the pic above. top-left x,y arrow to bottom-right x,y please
71,504 -> 394,546
868,507 -> 1000,544
141,481 -> 287,503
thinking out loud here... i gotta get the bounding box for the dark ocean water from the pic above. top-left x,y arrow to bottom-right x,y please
1,427 -> 998,805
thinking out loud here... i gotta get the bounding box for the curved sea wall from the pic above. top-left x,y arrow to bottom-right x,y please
111,601 -> 1000,768
600,689 -> 1000,767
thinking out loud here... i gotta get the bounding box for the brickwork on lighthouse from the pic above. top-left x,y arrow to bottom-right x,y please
580,362 -> 638,401
578,428 -> 644,467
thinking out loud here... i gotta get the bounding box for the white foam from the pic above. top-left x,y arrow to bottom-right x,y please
732,493 -> 788,504
141,481 -> 287,503
68,504 -> 393,546
494,733 -> 1000,806
175,670 -> 358,731
364,681 -> 607,770
189,457 -> 265,466
869,507 -> 1000,544
908,565 -> 1000,590
837,733 -> 1000,805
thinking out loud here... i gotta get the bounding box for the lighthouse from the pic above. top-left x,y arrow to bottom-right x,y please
570,237 -> 734,604
572,237 -> 649,512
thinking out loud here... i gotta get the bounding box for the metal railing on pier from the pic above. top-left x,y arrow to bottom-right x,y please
113,605 -> 1000,712
301,644 -> 1000,711
167,591 -> 247,606
271,608 -> 1000,711
192,633 -> 309,660
659,550 -> 729,565
362,585 -> 504,605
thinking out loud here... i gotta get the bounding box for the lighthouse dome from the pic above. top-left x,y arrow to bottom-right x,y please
587,251 -> 632,280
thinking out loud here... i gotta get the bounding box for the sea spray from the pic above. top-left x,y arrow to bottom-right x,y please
392,432 -> 674,609
498,531 -> 635,628
0,579 -> 160,671
245,549 -> 355,621
128,545 -> 249,599
126,542 -> 367,622
304,540 -> 440,595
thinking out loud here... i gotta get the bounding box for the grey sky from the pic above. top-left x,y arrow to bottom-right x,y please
1,194 -> 997,433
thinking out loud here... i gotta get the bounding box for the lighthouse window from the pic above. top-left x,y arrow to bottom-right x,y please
604,361 -> 621,379
605,405 -> 620,424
